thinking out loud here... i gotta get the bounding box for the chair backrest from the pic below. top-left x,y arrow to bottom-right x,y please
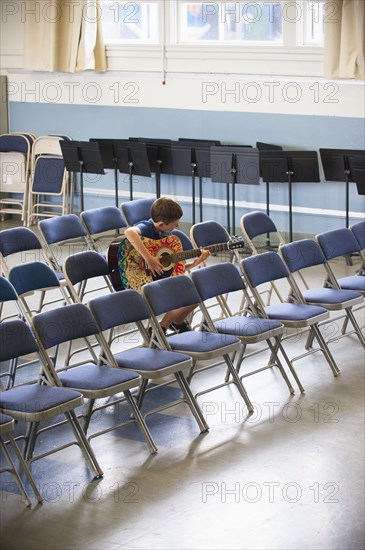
351,221 -> 365,250
280,239 -> 326,273
39,214 -> 88,245
0,134 -> 30,154
31,156 -> 66,195
8,262 -> 60,298
89,289 -> 151,331
190,220 -> 230,248
191,262 -> 245,301
241,211 -> 277,240
0,319 -> 39,363
0,227 -> 42,259
0,276 -> 19,303
33,303 -> 100,349
171,229 -> 194,251
63,250 -> 110,286
241,252 -> 290,288
0,227 -> 43,275
121,197 -> 155,226
316,228 -> 361,260
142,275 -> 201,316
81,206 -> 127,237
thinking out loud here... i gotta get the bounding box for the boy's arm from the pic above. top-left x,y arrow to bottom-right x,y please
185,248 -> 211,271
124,227 -> 164,276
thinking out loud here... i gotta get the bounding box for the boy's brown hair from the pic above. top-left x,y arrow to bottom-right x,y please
150,197 -> 183,224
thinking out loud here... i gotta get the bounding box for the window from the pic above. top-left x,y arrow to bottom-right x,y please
100,1 -> 159,43
178,2 -> 283,44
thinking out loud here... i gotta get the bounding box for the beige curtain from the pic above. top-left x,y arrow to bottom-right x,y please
324,0 -> 365,79
24,0 -> 107,72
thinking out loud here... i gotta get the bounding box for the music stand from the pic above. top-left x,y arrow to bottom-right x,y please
179,139 -> 221,223
210,146 -> 259,233
130,138 -> 172,198
260,150 -> 320,242
60,141 -> 105,211
257,142 -> 283,216
89,138 -> 120,207
114,141 -> 151,201
320,149 -> 365,227
159,142 -> 198,223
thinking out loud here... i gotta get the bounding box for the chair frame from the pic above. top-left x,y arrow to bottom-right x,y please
191,262 -> 305,394
241,252 -> 341,378
32,302 -> 158,453
142,275 -> 254,414
88,289 -> 209,436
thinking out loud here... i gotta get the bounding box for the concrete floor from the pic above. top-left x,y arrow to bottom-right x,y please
0,221 -> 364,550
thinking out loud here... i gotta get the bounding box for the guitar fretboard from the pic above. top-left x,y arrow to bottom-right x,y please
172,242 -> 234,263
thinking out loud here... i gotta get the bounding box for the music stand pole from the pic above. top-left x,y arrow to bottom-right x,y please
156,160 -> 162,198
344,169 -> 351,228
286,170 -> 294,242
191,162 -> 197,225
199,176 -> 203,222
128,161 -> 133,201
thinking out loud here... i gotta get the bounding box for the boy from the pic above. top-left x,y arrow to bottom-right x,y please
124,197 -> 210,333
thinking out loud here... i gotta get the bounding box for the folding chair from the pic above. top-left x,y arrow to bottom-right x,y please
0,133 -> 31,225
38,214 -> 92,273
171,228 -> 194,251
0,413 -> 43,506
80,206 -> 127,253
0,276 -> 29,388
27,155 -> 69,225
0,227 -> 68,314
240,210 -> 290,304
63,250 -> 114,303
316,228 -> 365,294
191,263 -> 304,394
190,219 -> 247,318
88,290 -> 209,436
121,197 -> 155,226
0,318 -> 103,480
350,221 -> 365,267
240,211 -> 286,254
241,252 -> 340,378
8,262 -> 71,322
142,275 -> 254,414
280,239 -> 365,349
190,219 -> 245,264
32,303 -> 157,453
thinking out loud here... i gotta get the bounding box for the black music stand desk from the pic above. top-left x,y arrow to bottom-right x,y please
60,141 -> 105,212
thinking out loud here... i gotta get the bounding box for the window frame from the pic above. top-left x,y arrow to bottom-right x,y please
102,0 -> 325,77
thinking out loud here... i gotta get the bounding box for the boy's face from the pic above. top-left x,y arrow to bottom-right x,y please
154,219 -> 180,233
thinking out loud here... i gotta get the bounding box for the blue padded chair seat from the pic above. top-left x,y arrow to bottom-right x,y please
302,288 -> 362,304
337,276 -> 365,292
265,303 -> 327,321
167,331 -> 239,352
0,385 -> 81,414
113,348 -> 191,372
214,316 -> 282,337
59,364 -> 139,390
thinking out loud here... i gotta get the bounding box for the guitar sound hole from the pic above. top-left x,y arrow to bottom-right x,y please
159,252 -> 173,269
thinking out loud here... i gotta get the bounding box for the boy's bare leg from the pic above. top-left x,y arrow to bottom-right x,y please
160,305 -> 196,330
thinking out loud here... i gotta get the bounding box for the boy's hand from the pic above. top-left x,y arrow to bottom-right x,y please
146,255 -> 164,276
199,248 -> 211,262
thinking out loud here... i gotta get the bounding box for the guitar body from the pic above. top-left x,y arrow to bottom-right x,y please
108,235 -> 186,292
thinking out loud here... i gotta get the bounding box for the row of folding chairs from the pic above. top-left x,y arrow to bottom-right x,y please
0,132 -> 72,226
1,215 -> 364,505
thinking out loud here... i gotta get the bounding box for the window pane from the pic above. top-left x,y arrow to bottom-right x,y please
304,1 -> 324,44
179,2 -> 282,43
101,1 -> 159,43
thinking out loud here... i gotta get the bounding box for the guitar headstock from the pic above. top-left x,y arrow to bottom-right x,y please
227,237 -> 245,250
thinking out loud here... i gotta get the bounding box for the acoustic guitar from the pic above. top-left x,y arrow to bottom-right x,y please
108,234 -> 245,292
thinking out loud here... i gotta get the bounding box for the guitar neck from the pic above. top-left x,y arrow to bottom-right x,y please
173,242 -> 231,263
